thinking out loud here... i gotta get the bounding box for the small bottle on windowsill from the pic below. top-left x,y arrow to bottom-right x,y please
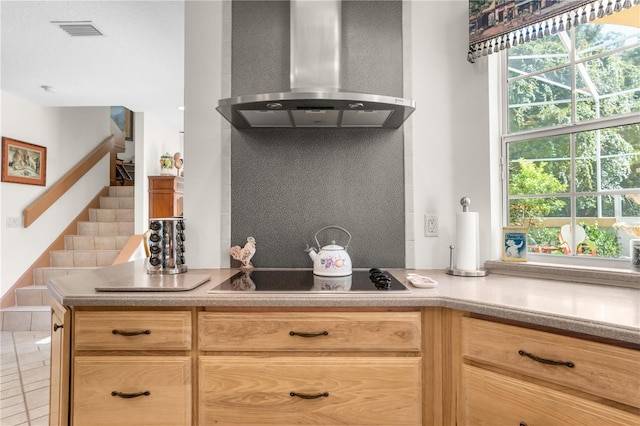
631,239 -> 640,272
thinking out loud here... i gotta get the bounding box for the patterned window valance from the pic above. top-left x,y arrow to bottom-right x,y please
468,0 -> 639,63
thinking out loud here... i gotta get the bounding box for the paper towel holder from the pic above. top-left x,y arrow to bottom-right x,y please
446,197 -> 488,277
446,245 -> 488,277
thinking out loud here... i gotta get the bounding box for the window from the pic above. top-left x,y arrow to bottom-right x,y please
504,21 -> 640,264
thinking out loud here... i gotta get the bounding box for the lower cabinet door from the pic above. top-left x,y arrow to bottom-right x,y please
73,356 -> 191,425
461,364 -> 640,426
199,356 -> 422,425
50,300 -> 70,426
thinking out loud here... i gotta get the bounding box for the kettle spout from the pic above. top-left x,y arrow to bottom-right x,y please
304,244 -> 318,261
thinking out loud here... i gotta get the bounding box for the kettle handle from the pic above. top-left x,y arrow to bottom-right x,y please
314,226 -> 352,250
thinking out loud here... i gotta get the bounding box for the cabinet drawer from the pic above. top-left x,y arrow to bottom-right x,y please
199,356 -> 422,425
74,311 -> 191,351
462,317 -> 640,408
149,176 -> 183,192
73,356 -> 191,425
461,364 -> 639,425
198,311 -> 421,352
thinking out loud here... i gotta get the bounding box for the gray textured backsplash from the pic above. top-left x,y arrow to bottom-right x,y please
231,0 -> 405,268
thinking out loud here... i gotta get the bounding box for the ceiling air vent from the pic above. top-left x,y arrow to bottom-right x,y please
52,21 -> 103,37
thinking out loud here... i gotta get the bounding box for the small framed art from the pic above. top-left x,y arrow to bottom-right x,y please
1,137 -> 47,186
502,227 -> 528,262
110,106 -> 134,141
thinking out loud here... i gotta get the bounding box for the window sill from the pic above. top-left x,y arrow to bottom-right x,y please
485,260 -> 640,289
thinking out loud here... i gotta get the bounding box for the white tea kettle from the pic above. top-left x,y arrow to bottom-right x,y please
305,226 -> 352,276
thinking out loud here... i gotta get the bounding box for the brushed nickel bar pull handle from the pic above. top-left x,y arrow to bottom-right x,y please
111,391 -> 150,399
112,329 -> 151,336
518,350 -> 575,368
290,391 -> 329,399
53,323 -> 63,332
289,331 -> 329,338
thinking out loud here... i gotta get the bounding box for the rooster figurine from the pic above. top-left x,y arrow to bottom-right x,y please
229,237 -> 256,269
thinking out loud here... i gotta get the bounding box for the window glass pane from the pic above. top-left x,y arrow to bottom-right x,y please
591,194 -> 640,219
576,47 -> 640,121
575,194 -> 619,218
508,33 -> 569,74
576,124 -> 640,192
575,130 -> 598,193
508,196 -> 570,228
572,207 -> 622,258
575,23 -> 640,59
615,123 -> 640,190
622,193 -> 640,217
508,136 -> 571,194
528,225 -> 565,255
578,221 -> 618,258
577,194 -> 597,217
508,66 -> 572,132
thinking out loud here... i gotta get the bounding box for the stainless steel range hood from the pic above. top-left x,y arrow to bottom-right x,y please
216,0 -> 415,129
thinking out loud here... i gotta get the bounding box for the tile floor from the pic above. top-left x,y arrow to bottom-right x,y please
0,331 -> 50,425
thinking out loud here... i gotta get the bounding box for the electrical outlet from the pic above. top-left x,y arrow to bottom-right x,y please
425,215 -> 438,237
6,217 -> 21,228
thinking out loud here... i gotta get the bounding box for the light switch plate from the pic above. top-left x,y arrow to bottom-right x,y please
6,217 -> 21,228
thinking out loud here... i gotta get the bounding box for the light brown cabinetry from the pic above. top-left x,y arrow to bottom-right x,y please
73,356 -> 191,426
148,175 -> 183,218
69,308 -> 193,426
458,316 -> 640,425
462,364 -> 639,425
49,299 -> 70,426
73,310 -> 192,351
198,310 -> 423,425
198,311 -> 422,352
52,304 -> 639,425
200,356 -> 421,425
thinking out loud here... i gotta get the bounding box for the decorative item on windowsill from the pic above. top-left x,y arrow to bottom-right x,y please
615,222 -> 640,238
230,236 -> 256,269
614,194 -> 640,272
446,197 -> 488,277
612,195 -> 640,238
630,239 -> 640,272
160,152 -> 175,175
174,152 -> 183,177
502,227 -> 528,262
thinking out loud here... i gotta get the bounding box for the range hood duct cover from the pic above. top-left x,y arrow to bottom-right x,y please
216,0 -> 415,129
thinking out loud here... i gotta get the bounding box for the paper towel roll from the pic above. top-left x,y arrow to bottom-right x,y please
455,212 -> 479,271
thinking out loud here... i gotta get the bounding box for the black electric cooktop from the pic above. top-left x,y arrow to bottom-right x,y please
208,269 -> 409,293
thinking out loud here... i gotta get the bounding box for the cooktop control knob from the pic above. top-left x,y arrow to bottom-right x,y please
368,268 -> 392,290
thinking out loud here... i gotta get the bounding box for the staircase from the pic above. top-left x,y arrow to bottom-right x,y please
0,186 -> 135,331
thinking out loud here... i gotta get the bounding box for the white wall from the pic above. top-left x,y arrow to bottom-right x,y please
408,0 -> 497,269
0,92 -> 111,297
134,111 -> 183,234
183,0 -> 226,268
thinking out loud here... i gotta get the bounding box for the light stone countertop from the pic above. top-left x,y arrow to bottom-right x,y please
47,259 -> 640,344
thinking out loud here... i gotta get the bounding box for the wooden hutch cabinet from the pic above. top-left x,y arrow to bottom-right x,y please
148,176 -> 183,218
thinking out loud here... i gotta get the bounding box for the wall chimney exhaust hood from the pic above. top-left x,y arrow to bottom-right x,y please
216,0 -> 415,129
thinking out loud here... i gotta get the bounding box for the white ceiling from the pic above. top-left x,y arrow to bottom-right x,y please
1,0 -> 185,133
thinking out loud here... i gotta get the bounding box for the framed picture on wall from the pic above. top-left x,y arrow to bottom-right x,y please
1,137 -> 47,186
110,106 -> 134,141
124,107 -> 134,140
